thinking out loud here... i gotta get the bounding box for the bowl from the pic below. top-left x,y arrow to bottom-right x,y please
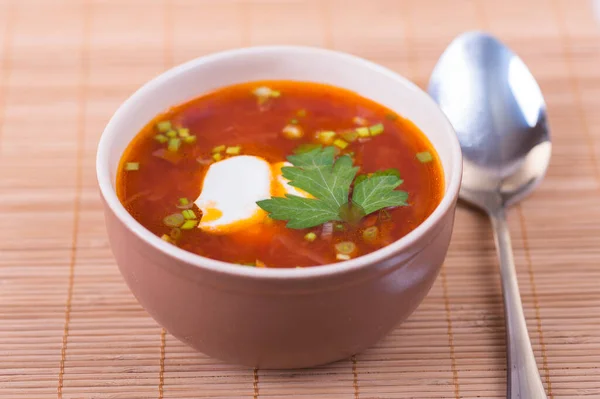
96,45 -> 462,369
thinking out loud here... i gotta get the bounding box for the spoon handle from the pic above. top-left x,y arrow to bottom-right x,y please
489,208 -> 548,399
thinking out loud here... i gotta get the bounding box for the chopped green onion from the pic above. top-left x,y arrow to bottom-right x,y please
356,127 -> 370,138
297,109 -> 307,117
290,118 -> 299,125
179,197 -> 189,206
156,121 -> 172,133
124,162 -> 139,171
317,130 -> 336,144
335,241 -> 356,255
225,146 -> 241,155
163,213 -> 184,228
212,145 -> 225,153
168,138 -> 181,152
362,226 -> 379,241
336,253 -> 351,261
213,153 -> 222,162
333,138 -> 348,149
369,123 -> 384,136
154,134 -> 168,143
340,130 -> 358,142
416,151 -> 433,163
183,135 -> 196,144
181,220 -> 198,230
304,232 -> 317,242
177,128 -> 190,137
334,223 -> 345,232
182,209 -> 197,220
166,130 -> 178,138
161,234 -> 173,243
170,227 -> 182,240
385,113 -> 398,121
282,125 -> 304,139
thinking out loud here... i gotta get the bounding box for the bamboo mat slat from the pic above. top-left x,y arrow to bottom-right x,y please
1,0 -> 600,398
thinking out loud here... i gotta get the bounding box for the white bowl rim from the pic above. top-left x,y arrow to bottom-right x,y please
96,44 -> 462,280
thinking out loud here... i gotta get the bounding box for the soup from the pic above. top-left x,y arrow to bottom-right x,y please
117,80 -> 444,268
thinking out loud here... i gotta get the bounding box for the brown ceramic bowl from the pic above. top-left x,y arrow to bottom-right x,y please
96,46 -> 462,369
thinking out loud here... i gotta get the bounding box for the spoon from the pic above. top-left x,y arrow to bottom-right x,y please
428,31 -> 551,399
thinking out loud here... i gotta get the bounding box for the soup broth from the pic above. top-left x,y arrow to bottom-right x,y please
117,80 -> 444,268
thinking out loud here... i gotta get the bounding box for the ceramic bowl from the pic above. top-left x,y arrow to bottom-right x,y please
96,46 -> 462,369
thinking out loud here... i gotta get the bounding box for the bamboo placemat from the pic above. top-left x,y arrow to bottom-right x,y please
1,0 -> 599,397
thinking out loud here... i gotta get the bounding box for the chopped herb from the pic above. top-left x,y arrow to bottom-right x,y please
416,151 -> 433,163
213,153 -> 222,162
181,219 -> 198,230
340,130 -> 358,142
335,241 -> 356,255
168,138 -> 181,152
369,123 -> 384,136
166,130 -> 178,138
256,146 -> 408,229
212,145 -> 226,153
154,134 -> 168,144
293,143 -> 322,154
170,227 -> 182,240
317,130 -> 336,144
124,162 -> 139,171
356,127 -> 370,138
183,135 -> 196,144
282,125 -> 304,139
179,197 -> 189,206
164,213 -> 185,228
225,146 -> 241,155
336,253 -> 351,261
334,223 -> 345,231
304,232 -> 317,242
156,121 -> 172,133
362,226 -> 379,241
385,113 -> 398,121
290,118 -> 299,125
177,128 -> 190,137
333,138 -> 348,149
182,209 -> 197,220
297,109 -> 307,117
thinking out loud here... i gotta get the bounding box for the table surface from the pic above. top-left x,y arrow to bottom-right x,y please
1,0 -> 600,398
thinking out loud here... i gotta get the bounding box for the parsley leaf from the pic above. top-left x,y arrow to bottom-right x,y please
255,195 -> 340,229
352,173 -> 408,215
256,146 -> 408,229
283,146 -> 358,209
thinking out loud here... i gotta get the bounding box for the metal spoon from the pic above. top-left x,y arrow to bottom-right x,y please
428,31 -> 551,399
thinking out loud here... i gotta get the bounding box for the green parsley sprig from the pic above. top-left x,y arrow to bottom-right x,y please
256,146 -> 408,229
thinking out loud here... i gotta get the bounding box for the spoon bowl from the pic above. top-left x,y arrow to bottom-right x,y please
428,31 -> 550,399
429,31 -> 551,212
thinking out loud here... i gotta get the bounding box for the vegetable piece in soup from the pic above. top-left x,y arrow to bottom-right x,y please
116,80 -> 444,268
